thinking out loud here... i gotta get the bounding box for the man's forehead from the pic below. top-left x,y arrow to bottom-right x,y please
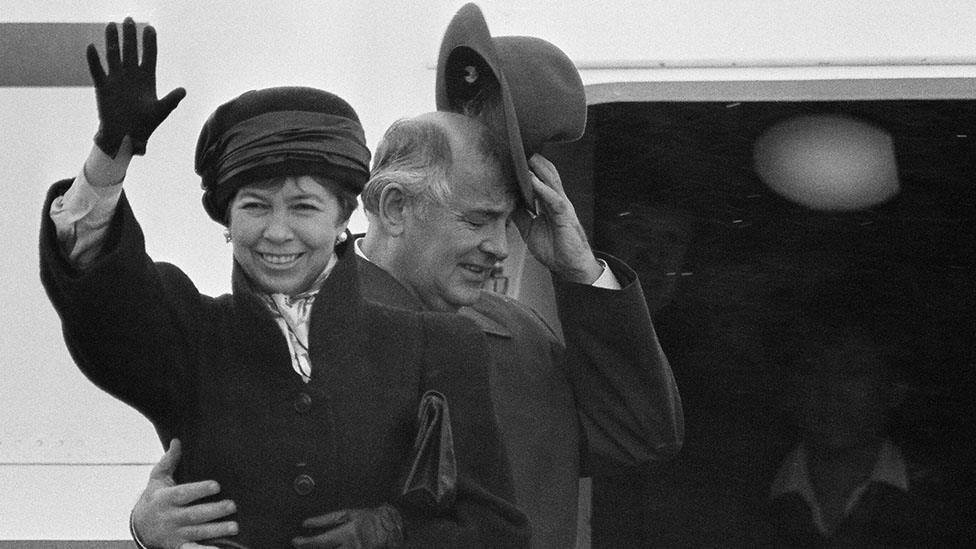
448,147 -> 512,193
446,183 -> 516,217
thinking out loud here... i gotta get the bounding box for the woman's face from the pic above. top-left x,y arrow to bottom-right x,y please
228,175 -> 349,295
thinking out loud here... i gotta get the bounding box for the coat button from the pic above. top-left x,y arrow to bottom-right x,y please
294,474 -> 315,495
294,392 -> 312,414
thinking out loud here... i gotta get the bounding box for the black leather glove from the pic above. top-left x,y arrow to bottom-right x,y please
86,17 -> 185,157
292,504 -> 404,549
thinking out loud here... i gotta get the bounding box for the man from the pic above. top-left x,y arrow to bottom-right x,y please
361,111 -> 683,548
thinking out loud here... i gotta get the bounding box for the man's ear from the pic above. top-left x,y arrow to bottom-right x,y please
377,184 -> 409,237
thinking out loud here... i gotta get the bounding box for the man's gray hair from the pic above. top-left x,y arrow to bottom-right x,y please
362,115 -> 516,215
362,117 -> 454,214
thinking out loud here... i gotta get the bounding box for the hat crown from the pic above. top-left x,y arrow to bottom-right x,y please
492,36 -> 586,152
435,2 -> 586,210
195,86 -> 362,176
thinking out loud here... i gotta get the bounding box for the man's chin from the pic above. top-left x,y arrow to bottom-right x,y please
443,286 -> 482,309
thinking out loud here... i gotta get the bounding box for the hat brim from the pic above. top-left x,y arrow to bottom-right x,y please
436,3 -> 536,214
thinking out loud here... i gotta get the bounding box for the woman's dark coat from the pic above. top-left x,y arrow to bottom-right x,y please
40,180 -> 528,548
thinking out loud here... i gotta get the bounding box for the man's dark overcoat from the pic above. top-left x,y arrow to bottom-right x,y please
356,244 -> 683,549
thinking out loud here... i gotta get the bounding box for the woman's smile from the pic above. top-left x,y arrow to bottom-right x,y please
229,176 -> 349,295
258,252 -> 304,266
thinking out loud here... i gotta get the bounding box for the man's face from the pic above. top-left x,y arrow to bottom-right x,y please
393,156 -> 515,312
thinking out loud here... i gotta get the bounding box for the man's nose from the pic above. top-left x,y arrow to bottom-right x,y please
480,222 -> 509,262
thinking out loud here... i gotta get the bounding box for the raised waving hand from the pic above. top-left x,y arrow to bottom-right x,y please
86,17 -> 185,157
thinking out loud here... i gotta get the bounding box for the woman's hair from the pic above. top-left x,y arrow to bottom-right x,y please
226,174 -> 359,224
314,176 -> 360,223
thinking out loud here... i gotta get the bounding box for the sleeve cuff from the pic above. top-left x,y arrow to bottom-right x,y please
129,510 -> 153,549
591,258 -> 622,290
48,165 -> 123,267
51,165 -> 123,226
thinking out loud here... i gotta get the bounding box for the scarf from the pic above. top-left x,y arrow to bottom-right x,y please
261,253 -> 338,382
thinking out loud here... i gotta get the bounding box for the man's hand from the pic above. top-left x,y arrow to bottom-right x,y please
87,17 -> 185,157
131,439 -> 239,549
292,504 -> 404,549
513,153 -> 603,284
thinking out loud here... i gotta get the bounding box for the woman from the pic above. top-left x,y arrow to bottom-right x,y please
40,18 -> 526,548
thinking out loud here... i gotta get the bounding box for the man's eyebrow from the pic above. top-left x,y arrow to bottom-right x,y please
457,207 -> 508,219
288,192 -> 327,202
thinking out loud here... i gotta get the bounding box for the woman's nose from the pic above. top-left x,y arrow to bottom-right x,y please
262,211 -> 293,242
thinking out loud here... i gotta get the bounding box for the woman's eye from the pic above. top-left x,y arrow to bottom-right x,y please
239,201 -> 268,211
293,203 -> 321,212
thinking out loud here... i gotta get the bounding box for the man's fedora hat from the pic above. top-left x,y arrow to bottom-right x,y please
436,3 -> 586,213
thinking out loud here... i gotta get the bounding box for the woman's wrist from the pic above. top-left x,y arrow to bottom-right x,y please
84,138 -> 133,188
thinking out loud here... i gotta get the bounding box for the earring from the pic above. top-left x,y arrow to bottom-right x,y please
224,230 -> 232,243
335,232 -> 348,245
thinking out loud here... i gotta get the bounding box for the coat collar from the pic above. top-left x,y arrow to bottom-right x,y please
769,440 -> 910,535
353,248 -> 425,311
459,305 -> 512,338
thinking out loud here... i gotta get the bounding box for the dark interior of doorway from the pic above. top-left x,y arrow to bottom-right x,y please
550,99 -> 976,546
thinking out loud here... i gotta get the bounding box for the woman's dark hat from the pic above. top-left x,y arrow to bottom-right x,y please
435,3 -> 586,213
195,86 -> 371,225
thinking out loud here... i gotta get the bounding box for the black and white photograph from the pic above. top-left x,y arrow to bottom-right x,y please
1,1 -> 973,547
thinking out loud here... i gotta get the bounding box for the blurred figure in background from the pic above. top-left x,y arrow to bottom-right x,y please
764,323 -> 959,546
